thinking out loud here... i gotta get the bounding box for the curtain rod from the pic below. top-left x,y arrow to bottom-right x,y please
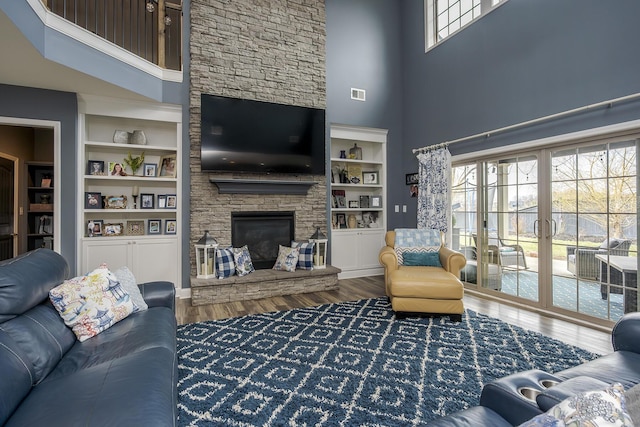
412,91 -> 640,154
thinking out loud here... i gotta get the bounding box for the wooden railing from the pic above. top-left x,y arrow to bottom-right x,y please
43,0 -> 182,71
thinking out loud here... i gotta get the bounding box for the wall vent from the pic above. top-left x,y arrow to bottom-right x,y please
351,88 -> 366,101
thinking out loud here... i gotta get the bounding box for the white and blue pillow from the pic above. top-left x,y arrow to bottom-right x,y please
292,241 -> 315,270
233,245 -> 255,276
216,247 -> 236,279
394,228 -> 441,265
273,245 -> 300,272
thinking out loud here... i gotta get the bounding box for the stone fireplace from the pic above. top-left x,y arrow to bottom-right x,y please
231,211 -> 295,270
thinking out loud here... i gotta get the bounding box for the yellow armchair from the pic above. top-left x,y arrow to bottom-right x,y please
379,230 -> 466,321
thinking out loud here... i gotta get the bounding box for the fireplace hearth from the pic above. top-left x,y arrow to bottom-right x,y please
231,211 -> 295,270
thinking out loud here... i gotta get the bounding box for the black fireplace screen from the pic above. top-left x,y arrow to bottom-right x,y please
231,211 -> 295,270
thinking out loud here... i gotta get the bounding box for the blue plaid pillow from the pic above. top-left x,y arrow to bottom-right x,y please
216,247 -> 235,279
292,241 -> 315,270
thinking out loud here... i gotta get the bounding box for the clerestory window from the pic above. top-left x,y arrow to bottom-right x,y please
425,0 -> 507,51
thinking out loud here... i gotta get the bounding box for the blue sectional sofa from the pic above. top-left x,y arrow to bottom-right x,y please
430,312 -> 640,425
0,249 -> 177,426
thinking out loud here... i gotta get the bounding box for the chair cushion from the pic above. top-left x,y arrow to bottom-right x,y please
600,238 -> 625,249
390,268 -> 463,299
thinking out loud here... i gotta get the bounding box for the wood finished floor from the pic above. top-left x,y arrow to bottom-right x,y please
176,275 -> 613,355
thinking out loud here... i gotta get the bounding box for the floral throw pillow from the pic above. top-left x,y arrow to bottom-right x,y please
232,245 -> 255,276
49,264 -> 136,342
519,383 -> 633,427
291,241 -> 315,270
273,245 -> 300,272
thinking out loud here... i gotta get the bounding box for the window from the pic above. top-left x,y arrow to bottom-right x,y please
425,0 -> 506,50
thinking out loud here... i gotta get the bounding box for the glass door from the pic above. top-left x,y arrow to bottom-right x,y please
550,140 -> 638,320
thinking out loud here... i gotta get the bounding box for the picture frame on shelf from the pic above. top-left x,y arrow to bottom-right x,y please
85,192 -> 102,209
104,195 -> 127,209
148,219 -> 161,234
166,194 -> 177,209
86,219 -> 103,237
359,195 -> 370,208
108,162 -> 127,176
159,154 -> 177,178
336,213 -> 347,229
165,219 -> 177,235
140,193 -> 154,209
127,220 -> 145,236
406,172 -> 419,185
347,163 -> 362,184
362,211 -> 380,228
348,200 -> 359,208
371,195 -> 382,208
363,171 -> 379,185
157,194 -> 167,209
336,195 -> 346,208
87,160 -> 104,176
103,223 -> 124,236
143,163 -> 157,177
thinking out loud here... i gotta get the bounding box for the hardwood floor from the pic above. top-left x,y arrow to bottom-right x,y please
176,275 -> 613,355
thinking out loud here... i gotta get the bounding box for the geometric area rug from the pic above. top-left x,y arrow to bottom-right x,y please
176,297 -> 599,426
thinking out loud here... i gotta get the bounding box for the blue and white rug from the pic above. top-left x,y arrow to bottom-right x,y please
177,297 -> 598,426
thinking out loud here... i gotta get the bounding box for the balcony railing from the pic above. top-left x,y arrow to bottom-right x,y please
43,0 -> 182,71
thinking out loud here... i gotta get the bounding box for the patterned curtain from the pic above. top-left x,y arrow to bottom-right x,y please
416,146 -> 451,241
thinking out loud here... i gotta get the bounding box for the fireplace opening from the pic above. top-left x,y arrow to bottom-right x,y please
231,211 -> 295,270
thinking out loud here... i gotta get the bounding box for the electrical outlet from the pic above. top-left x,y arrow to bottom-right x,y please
402,205 -> 407,213
394,205 -> 399,213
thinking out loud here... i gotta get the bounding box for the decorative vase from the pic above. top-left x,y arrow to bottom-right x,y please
347,214 -> 357,229
339,150 -> 346,159
113,130 -> 129,144
130,130 -> 147,145
349,143 -> 362,160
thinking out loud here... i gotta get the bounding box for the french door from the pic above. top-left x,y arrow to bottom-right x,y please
453,137 -> 638,323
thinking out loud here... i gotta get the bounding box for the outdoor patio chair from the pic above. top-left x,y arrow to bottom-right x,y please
472,233 -> 528,270
566,238 -> 631,280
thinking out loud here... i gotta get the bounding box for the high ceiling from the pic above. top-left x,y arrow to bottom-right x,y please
0,9 -> 148,101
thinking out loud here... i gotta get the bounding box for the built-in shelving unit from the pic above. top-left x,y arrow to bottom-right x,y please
329,124 -> 387,279
78,95 -> 182,286
25,161 -> 54,251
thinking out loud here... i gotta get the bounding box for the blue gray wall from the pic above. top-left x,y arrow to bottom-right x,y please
401,0 -> 640,158
326,0 -> 408,229
0,84 -> 78,269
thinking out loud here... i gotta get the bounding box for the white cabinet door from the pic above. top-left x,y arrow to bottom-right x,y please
82,239 -> 129,274
331,231 -> 359,271
131,238 -> 178,285
358,230 -> 385,269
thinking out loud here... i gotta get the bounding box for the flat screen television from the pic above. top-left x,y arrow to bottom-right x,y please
200,94 -> 326,174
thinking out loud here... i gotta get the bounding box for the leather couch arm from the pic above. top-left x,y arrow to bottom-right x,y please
612,312 -> 640,353
138,281 -> 175,313
379,246 -> 398,295
440,247 -> 466,277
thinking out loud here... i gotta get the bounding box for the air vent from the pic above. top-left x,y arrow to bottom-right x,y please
351,88 -> 366,101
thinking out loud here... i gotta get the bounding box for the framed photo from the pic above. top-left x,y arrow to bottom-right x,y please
159,154 -> 177,178
157,194 -> 167,209
166,194 -> 177,209
108,162 -> 127,176
406,172 -> 419,185
359,195 -> 370,208
347,164 -> 362,184
104,195 -> 127,209
371,195 -> 382,208
87,160 -> 104,176
143,163 -> 157,177
86,219 -> 103,237
336,213 -> 347,229
363,171 -> 379,185
103,223 -> 124,236
348,200 -> 359,208
164,219 -> 177,234
140,193 -> 154,209
148,219 -> 161,234
127,220 -> 145,236
336,195 -> 346,208
85,192 -> 102,209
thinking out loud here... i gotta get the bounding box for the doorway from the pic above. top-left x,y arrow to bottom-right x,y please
0,155 -> 17,260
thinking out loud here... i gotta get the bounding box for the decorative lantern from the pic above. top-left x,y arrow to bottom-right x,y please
195,230 -> 218,279
309,227 -> 328,269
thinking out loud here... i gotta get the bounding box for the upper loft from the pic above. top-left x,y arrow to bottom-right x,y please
0,0 -> 184,103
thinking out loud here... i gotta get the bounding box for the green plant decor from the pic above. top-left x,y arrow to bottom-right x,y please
123,152 -> 145,175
